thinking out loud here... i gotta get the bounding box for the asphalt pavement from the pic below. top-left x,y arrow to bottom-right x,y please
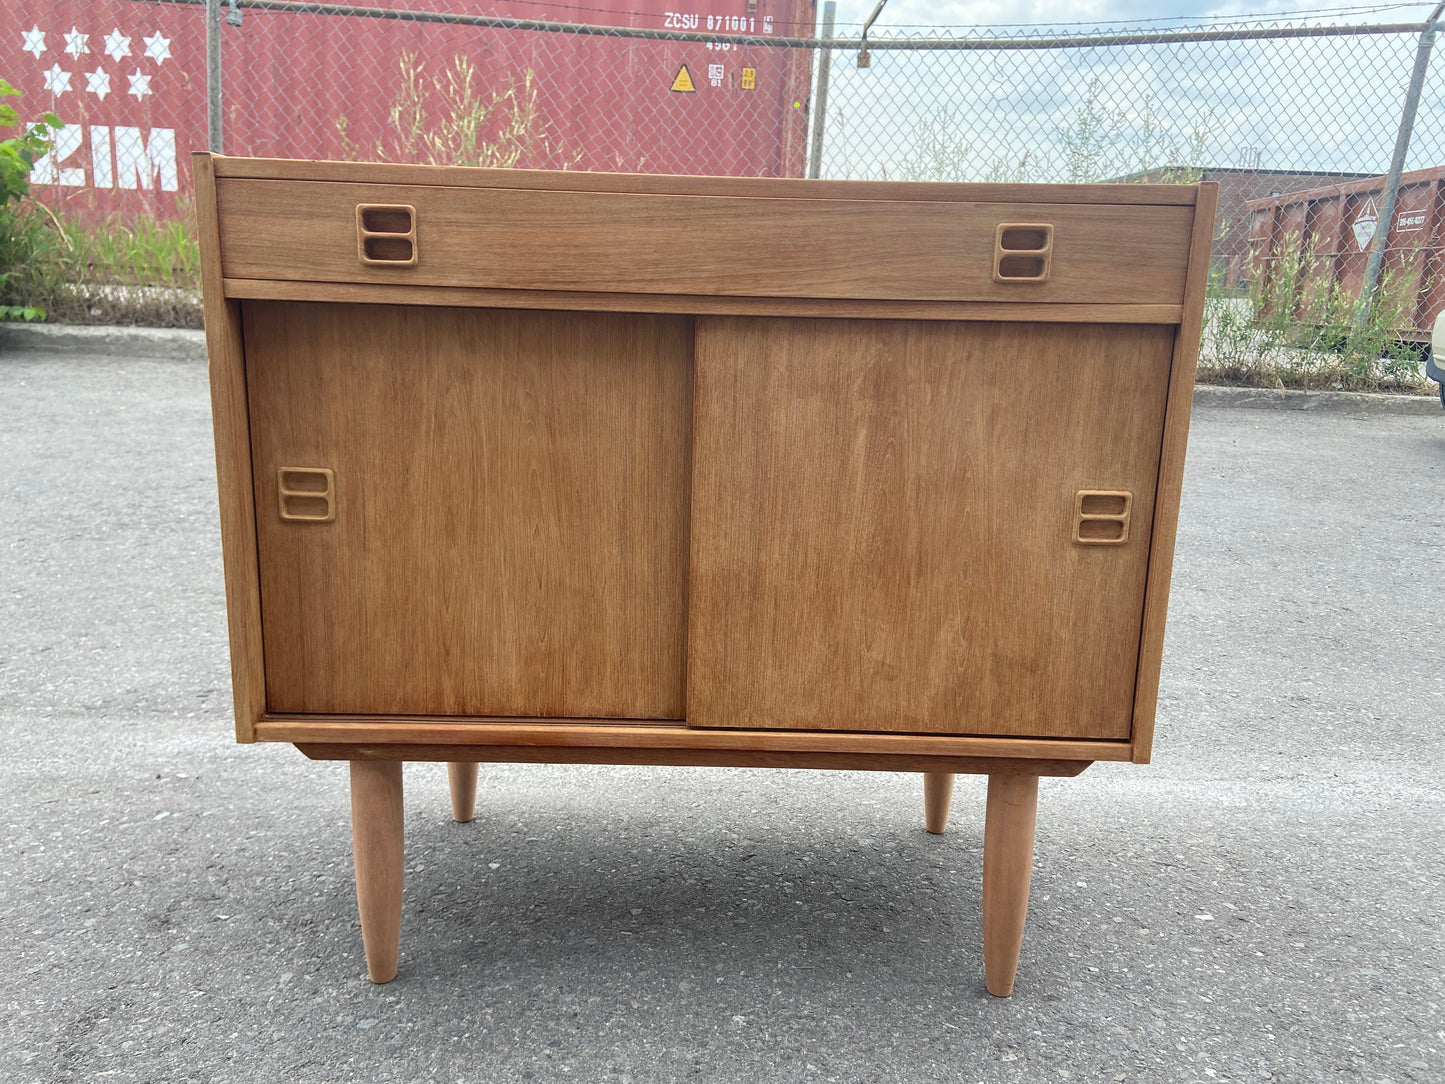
1,339 -> 1442,1084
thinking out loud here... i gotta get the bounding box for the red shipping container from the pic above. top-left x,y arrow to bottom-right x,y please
2,0 -> 816,220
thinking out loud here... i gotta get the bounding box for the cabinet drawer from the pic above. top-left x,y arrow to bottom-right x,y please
216,178 -> 1194,305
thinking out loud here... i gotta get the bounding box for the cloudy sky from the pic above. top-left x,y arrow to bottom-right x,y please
805,1 -> 1445,182
821,0 -> 1442,30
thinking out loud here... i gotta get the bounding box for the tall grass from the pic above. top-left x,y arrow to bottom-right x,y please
0,200 -> 200,326
338,52 -> 579,170
1200,236 -> 1428,392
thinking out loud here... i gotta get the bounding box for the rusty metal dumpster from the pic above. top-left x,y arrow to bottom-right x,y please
1243,166 -> 1445,341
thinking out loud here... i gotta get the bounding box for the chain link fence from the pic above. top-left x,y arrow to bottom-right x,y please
5,1 -> 1445,354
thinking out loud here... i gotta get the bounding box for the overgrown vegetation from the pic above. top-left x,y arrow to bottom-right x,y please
1058,79 -> 1215,184
338,52 -> 578,169
0,196 -> 202,327
1,77 -> 62,321
2,209 -> 201,326
1199,237 -> 1429,393
0,77 -> 200,326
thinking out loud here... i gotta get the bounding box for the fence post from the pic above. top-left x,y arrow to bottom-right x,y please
1354,0 -> 1445,333
807,1 -> 836,180
206,0 -> 223,153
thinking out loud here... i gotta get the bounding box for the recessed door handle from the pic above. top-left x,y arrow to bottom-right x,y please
356,204 -> 418,267
1073,490 -> 1131,544
278,467 -> 336,523
994,223 -> 1053,282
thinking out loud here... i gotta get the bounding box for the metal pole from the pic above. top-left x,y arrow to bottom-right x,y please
1354,0 -> 1445,332
807,1 -> 836,179
206,0 -> 223,152
856,0 -> 886,67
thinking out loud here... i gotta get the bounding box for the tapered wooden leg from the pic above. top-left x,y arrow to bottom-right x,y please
923,772 -> 955,834
350,760 -> 404,984
447,762 -> 478,823
982,773 -> 1039,998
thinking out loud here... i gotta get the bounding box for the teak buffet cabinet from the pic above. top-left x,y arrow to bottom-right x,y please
196,154 -> 1217,996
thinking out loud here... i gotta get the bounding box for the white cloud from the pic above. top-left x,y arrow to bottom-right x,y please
823,1 -> 1442,30
811,13 -> 1445,182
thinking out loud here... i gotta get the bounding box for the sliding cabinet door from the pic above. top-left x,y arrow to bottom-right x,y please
687,317 -> 1174,739
245,301 -> 692,718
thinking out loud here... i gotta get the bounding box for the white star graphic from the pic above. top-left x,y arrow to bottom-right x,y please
104,29 -> 132,61
64,27 -> 89,57
143,32 -> 171,65
86,68 -> 111,100
42,64 -> 72,95
127,71 -> 152,98
21,26 -> 46,58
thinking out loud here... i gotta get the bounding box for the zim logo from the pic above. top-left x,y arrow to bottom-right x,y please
30,123 -> 177,191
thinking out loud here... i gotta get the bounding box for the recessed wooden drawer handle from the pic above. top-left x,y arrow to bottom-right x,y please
1073,490 -> 1131,545
994,223 -> 1053,283
278,467 -> 336,523
356,204 -> 418,267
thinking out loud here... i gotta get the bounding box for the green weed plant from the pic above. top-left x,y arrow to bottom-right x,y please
1201,234 -> 1428,393
0,76 -> 62,321
338,52 -> 578,170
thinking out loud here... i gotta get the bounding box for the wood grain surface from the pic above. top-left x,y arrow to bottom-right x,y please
298,743 -> 1094,777
214,179 -> 1193,305
194,154 -> 266,743
209,153 -> 1201,206
350,760 -> 404,983
446,762 -> 478,823
688,317 -> 1175,738
1130,184 -> 1219,763
257,716 -> 1130,762
982,773 -> 1039,997
198,154 -> 1212,764
924,772 -> 956,833
244,301 -> 692,718
221,277 -> 1184,325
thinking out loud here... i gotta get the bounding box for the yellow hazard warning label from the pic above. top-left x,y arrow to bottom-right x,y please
741,67 -> 757,90
670,65 -> 696,93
